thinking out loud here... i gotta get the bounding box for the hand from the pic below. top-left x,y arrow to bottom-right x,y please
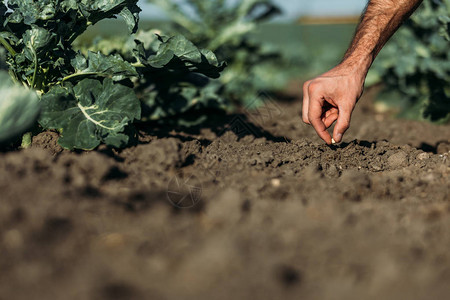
302,64 -> 366,145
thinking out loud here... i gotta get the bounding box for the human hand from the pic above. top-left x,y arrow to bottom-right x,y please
302,64 -> 366,145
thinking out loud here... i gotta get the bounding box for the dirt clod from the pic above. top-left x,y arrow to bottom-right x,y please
387,151 -> 408,168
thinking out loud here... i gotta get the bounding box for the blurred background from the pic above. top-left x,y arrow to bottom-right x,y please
138,0 -> 368,79
139,0 -> 368,20
85,0 -> 369,83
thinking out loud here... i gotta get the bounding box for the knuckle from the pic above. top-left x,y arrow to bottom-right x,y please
307,81 -> 320,94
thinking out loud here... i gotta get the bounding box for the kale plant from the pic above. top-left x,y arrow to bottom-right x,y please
148,0 -> 286,108
76,29 -> 226,122
369,0 -> 450,122
0,0 -> 224,149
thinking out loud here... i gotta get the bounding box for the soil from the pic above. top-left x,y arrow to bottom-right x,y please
0,88 -> 449,300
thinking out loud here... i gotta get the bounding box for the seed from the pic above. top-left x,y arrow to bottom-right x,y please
271,178 -> 281,187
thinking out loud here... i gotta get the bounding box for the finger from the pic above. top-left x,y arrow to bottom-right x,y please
302,81 -> 311,124
322,107 -> 338,127
333,105 -> 352,143
308,94 -> 332,144
323,112 -> 338,128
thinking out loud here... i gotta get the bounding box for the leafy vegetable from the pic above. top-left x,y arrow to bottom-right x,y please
1,0 -> 141,91
368,0 -> 450,122
77,29 -> 227,121
147,0 -> 286,108
1,0 -> 225,149
0,71 -> 40,144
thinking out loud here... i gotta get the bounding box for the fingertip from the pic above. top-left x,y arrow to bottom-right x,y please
333,133 -> 343,143
317,130 -> 332,145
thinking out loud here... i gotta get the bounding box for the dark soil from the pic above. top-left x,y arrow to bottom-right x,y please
1,89 -> 449,300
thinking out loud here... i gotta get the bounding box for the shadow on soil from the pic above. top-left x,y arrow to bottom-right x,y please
135,108 -> 291,146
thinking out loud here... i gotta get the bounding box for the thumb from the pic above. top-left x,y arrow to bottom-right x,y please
333,106 -> 352,143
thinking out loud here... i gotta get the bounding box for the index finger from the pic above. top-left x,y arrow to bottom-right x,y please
308,94 -> 332,144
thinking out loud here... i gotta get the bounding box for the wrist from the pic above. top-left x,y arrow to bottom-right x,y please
337,54 -> 373,85
342,54 -> 372,75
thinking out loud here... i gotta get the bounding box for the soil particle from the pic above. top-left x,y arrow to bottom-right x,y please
387,151 -> 408,168
437,141 -> 450,155
31,131 -> 64,155
417,152 -> 430,161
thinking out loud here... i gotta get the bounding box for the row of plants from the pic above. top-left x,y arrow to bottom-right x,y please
0,0 -> 286,150
368,0 -> 450,123
146,0 -> 288,109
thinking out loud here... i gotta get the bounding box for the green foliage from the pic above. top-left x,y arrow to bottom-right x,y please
39,78 -> 140,150
1,0 -> 141,90
369,0 -> 450,122
440,15 -> 450,40
1,0 -> 224,150
69,51 -> 138,82
0,71 -> 40,144
133,34 -> 227,120
77,30 -> 227,121
148,0 -> 286,107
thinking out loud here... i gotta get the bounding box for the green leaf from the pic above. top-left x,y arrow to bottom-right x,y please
0,71 -> 40,144
118,5 -> 142,34
23,26 -> 55,57
76,0 -> 140,34
69,51 -> 138,81
139,34 -> 225,77
157,35 -> 202,63
39,78 -> 141,150
439,15 -> 450,41
6,0 -> 56,25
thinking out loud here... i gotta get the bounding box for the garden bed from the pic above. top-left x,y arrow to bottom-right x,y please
0,89 -> 449,300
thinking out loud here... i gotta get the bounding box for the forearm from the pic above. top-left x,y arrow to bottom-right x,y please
342,0 -> 423,76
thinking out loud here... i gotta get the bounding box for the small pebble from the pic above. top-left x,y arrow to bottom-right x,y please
417,153 -> 430,161
331,138 -> 336,144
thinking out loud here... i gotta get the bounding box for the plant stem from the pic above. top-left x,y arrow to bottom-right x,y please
31,48 -> 38,89
61,72 -> 102,82
0,36 -> 16,57
132,62 -> 145,68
